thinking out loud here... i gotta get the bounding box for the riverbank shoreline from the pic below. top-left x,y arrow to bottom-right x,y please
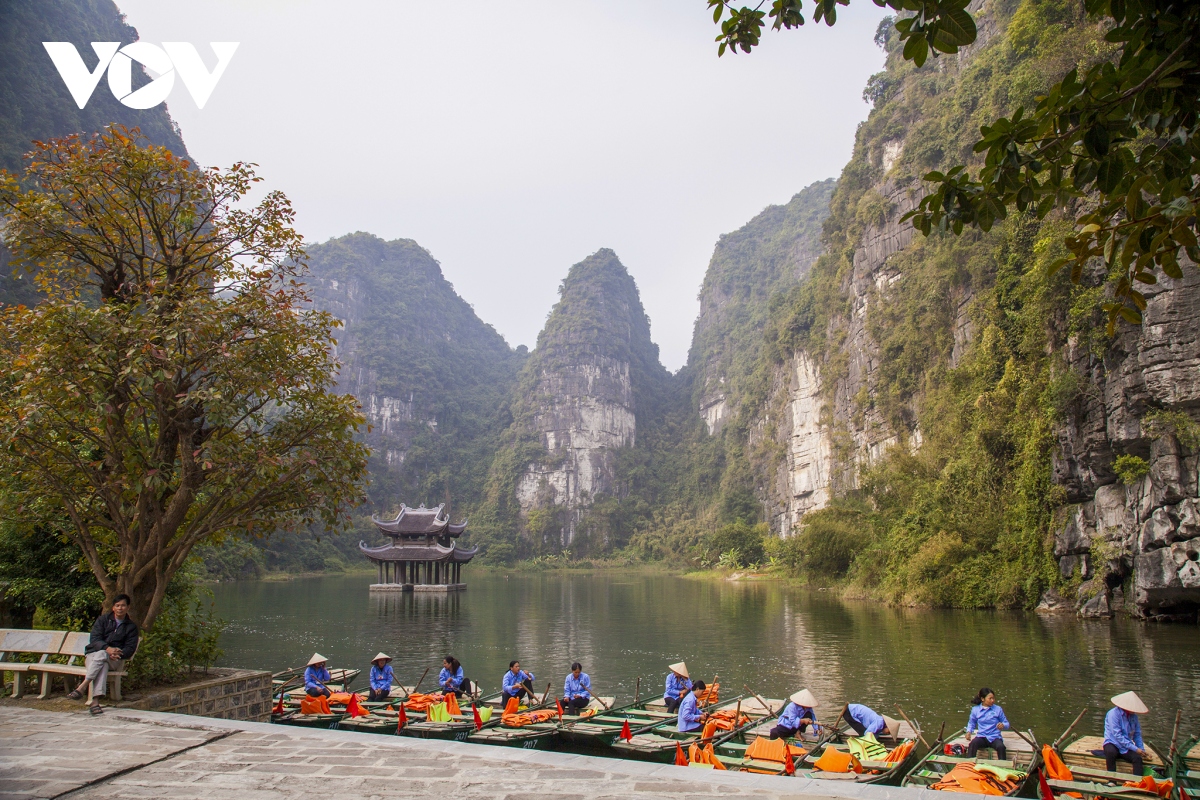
0,705 -> 934,800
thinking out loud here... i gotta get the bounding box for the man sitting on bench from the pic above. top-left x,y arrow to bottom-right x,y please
68,594 -> 139,715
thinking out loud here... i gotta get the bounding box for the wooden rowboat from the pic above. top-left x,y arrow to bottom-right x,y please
901,728 -> 1040,795
716,708 -> 922,780
1047,732 -> 1170,800
1171,736 -> 1198,800
610,694 -> 782,763
557,694 -> 677,750
398,691 -> 506,742
464,693 -> 563,751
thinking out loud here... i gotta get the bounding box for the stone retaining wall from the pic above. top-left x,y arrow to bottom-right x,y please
123,667 -> 271,721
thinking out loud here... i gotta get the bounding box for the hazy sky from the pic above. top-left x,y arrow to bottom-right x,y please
116,0 -> 888,370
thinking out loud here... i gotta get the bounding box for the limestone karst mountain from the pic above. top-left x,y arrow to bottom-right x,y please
476,248 -> 674,557
305,232 -> 526,514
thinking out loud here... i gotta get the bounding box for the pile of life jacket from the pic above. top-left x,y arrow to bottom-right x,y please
1122,776 -> 1174,798
740,736 -> 806,774
299,695 -> 333,715
701,708 -> 751,739
688,741 -> 728,770
930,763 -> 1026,794
501,709 -> 559,728
885,739 -> 916,764
402,692 -> 448,712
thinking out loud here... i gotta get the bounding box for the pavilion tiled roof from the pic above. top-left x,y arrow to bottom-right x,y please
358,541 -> 478,563
371,503 -> 467,537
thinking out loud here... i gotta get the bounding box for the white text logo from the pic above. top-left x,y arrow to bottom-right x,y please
42,42 -> 239,110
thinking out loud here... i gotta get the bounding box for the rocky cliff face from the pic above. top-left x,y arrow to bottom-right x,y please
504,249 -> 668,547
305,233 -> 523,512
745,0 -> 1200,618
761,180 -> 929,535
1049,269 -> 1200,620
689,180 -> 833,436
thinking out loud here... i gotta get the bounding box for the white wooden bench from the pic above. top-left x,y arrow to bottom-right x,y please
30,631 -> 135,702
0,629 -> 67,698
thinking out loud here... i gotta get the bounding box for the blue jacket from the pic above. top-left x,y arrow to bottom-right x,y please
967,704 -> 1009,741
678,692 -> 703,732
304,665 -> 330,693
778,702 -> 817,731
438,666 -> 464,691
369,664 -> 394,693
847,703 -> 886,735
503,668 -> 534,695
665,673 -> 692,700
564,672 -> 591,700
1104,707 -> 1144,754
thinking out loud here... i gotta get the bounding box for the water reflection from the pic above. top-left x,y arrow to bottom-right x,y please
213,571 -> 1200,743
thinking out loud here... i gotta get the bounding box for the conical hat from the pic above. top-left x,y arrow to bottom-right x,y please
668,661 -> 689,679
307,652 -> 327,666
790,689 -> 819,708
882,715 -> 902,738
372,653 -> 391,664
1111,691 -> 1148,714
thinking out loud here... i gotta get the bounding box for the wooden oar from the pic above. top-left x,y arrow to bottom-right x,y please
409,666 -> 431,697
1169,710 -> 1183,761
634,676 -> 641,705
1053,708 -> 1089,750
539,682 -> 552,707
1011,727 -> 1038,751
936,721 -> 947,746
742,685 -> 775,719
895,704 -> 929,749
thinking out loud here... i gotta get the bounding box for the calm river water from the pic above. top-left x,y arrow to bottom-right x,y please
212,571 -> 1200,743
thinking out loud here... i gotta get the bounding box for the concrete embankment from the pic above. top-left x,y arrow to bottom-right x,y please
0,707 -> 936,800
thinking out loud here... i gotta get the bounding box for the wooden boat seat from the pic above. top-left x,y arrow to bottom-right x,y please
1063,736 -> 1164,771
28,631 -> 136,702
0,630 -> 68,698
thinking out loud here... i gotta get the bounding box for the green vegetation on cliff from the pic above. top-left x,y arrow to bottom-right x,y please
760,0 -> 1112,607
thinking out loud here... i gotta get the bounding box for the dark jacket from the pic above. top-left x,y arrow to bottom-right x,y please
85,612 -> 139,660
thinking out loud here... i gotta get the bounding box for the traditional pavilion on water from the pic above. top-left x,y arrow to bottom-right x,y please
360,504 -> 477,592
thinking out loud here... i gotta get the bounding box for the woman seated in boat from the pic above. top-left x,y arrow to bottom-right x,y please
664,661 -> 692,713
501,660 -> 536,705
677,680 -> 707,733
1104,691 -> 1149,774
841,702 -> 896,740
304,653 -> 331,698
439,656 -> 467,697
771,689 -> 820,740
965,687 -> 1010,759
368,653 -> 394,702
562,662 -> 592,715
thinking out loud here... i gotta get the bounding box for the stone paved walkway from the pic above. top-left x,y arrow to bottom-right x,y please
0,707 -> 936,800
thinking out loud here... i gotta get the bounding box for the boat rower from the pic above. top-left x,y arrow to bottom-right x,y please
664,661 -> 692,713
501,660 -> 535,705
841,702 -> 899,741
562,662 -> 592,715
304,653 -> 331,698
677,680 -> 707,733
965,687 -> 1010,759
1104,691 -> 1150,774
771,689 -> 820,740
439,656 -> 467,697
368,652 -> 394,702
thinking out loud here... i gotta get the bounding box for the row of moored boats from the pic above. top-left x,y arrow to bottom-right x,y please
269,656 -> 1198,798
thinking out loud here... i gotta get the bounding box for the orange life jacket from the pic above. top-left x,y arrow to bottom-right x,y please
299,696 -> 332,715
